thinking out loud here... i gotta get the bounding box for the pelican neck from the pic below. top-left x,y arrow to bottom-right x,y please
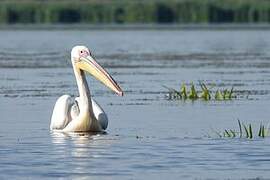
73,64 -> 93,112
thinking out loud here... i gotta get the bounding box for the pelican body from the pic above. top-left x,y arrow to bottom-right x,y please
50,46 -> 123,132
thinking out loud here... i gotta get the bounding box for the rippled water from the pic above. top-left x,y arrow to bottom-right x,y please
1,30 -> 270,179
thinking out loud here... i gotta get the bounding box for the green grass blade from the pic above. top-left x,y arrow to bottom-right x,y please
215,90 -> 223,100
243,124 -> 249,138
224,129 -> 231,137
200,87 -> 211,101
229,87 -> 234,99
230,129 -> 236,137
180,84 -> 187,99
238,119 -> 242,138
223,89 -> 227,99
249,124 -> 253,139
188,83 -> 198,100
258,124 -> 262,137
262,125 -> 265,138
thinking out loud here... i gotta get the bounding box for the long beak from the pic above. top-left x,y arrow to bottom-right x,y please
77,55 -> 123,96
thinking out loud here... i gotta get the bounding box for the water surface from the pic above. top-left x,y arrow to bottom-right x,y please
0,30 -> 270,179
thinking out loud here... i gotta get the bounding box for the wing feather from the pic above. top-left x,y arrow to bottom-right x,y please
50,95 -> 73,130
92,99 -> 108,130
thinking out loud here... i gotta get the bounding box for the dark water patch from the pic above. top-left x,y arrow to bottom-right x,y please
0,50 -> 267,69
102,52 -> 263,61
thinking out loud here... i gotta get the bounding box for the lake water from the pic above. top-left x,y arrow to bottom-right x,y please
1,29 -> 270,179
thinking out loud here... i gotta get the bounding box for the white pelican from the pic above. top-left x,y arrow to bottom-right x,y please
50,46 -> 123,132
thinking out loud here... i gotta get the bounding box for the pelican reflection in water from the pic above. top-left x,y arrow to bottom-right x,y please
50,46 -> 123,132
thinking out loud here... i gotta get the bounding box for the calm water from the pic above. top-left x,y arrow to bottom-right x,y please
1,30 -> 270,179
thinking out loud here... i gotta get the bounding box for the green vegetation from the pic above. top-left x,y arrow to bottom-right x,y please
0,0 -> 270,24
212,120 -> 269,139
164,82 -> 235,101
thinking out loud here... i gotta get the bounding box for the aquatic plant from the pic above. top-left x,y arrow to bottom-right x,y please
164,82 -> 235,101
213,120 -> 269,139
199,82 -> 211,101
188,83 -> 199,100
180,83 -> 188,99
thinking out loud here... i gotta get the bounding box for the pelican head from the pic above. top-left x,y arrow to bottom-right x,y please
71,45 -> 123,96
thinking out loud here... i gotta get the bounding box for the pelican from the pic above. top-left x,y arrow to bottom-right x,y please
50,46 -> 123,132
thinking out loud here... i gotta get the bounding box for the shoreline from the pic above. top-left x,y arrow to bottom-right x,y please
1,23 -> 270,31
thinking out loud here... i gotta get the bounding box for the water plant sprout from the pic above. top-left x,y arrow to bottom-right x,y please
212,120 -> 269,139
164,82 -> 235,101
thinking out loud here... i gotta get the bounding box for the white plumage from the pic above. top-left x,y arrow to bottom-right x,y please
50,46 -> 123,132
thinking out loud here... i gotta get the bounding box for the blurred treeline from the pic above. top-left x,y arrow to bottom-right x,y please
0,0 -> 270,24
